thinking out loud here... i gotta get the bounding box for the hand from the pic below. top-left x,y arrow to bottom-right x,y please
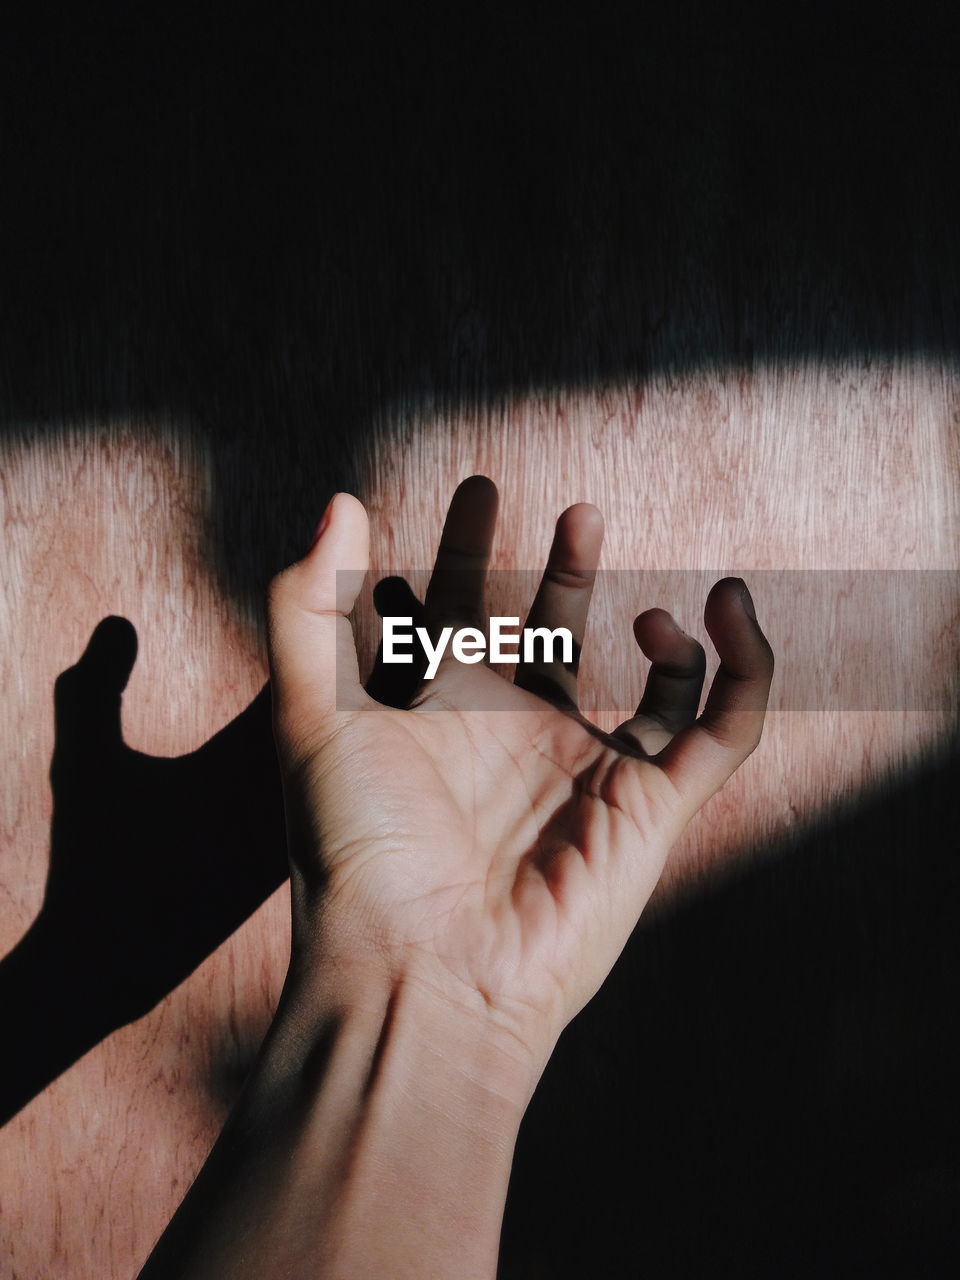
267,476 -> 774,1084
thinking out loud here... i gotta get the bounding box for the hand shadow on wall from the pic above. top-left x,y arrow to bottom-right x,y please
0,617 -> 286,1128
0,578 -> 427,1128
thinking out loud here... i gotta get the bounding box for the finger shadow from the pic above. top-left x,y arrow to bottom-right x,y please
363,576 -> 430,708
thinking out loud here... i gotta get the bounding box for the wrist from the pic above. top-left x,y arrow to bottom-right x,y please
274,943 -> 548,1118
287,965 -> 533,1279
144,953 -> 543,1279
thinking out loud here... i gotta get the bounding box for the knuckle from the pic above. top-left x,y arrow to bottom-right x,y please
659,647 -> 706,678
683,637 -> 707,665
544,565 -> 594,590
752,632 -> 776,675
741,718 -> 766,757
701,709 -> 766,757
742,730 -> 762,758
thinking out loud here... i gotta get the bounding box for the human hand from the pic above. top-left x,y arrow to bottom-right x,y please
267,476 -> 774,1088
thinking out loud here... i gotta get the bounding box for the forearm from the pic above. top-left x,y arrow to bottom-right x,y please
138,956 -> 542,1279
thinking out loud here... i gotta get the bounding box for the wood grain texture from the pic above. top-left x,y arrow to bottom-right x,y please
1,2 -> 959,1274
0,358 -> 956,1277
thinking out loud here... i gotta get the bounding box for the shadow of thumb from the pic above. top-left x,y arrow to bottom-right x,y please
51,616 -> 139,761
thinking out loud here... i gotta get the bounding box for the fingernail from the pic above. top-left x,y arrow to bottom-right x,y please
739,581 -> 757,621
310,494 -> 338,549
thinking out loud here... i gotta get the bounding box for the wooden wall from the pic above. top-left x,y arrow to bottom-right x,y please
1,3 -> 958,1275
1,359 -> 956,1276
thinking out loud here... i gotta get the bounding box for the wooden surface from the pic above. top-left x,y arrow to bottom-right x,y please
1,3 -> 959,1276
1,361 -> 956,1277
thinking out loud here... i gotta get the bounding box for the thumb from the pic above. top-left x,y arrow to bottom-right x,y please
266,492 -> 372,760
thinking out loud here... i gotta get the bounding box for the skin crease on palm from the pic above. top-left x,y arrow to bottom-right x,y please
266,474 -> 776,1079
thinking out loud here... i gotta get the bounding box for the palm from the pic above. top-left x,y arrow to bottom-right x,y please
269,478 -> 773,1057
310,690 -> 670,1026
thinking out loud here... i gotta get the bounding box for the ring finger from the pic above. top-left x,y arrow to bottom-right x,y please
611,609 -> 706,755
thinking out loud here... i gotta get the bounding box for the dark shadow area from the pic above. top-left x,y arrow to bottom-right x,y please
0,617 -> 288,1127
0,582 -> 426,1128
502,729 -> 960,1278
1,0 -> 958,616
